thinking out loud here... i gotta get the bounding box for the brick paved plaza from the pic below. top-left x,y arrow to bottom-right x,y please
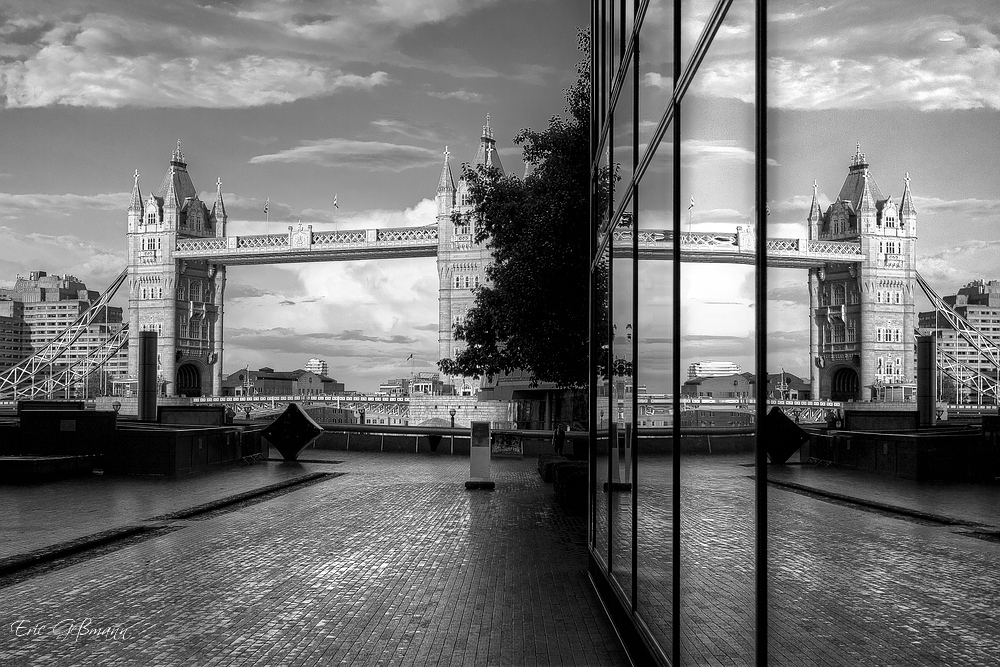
1,452 -> 628,667
2,450 -> 998,666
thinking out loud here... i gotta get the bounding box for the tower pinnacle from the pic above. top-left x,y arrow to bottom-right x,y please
128,169 -> 142,212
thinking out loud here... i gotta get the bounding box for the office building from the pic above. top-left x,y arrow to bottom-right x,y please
0,270 -> 128,382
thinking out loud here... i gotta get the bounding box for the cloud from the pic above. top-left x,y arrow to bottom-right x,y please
642,3 -> 1000,112
427,90 -> 486,103
0,226 -> 126,295
249,139 -> 442,171
0,1 -> 500,110
371,119 -> 445,144
0,191 -> 128,217
2,22 -> 390,109
226,283 -> 274,300
682,139 -> 779,167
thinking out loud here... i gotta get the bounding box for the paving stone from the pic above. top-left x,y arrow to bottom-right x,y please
0,451 -> 629,667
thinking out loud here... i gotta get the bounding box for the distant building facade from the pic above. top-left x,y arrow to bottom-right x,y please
221,367 -> 344,396
0,270 -> 128,381
379,372 -> 454,396
682,373 -> 754,399
303,358 -> 329,376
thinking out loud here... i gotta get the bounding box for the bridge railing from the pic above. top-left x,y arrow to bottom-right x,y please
174,225 -> 439,259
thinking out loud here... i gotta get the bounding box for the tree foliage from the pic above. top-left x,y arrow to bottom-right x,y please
439,32 -> 598,388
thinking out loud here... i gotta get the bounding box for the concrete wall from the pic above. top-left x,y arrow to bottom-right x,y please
407,394 -> 513,427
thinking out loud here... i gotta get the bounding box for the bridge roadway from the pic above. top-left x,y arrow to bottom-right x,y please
172,225 -> 864,268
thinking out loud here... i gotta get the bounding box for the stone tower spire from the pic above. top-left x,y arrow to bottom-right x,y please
807,179 -> 822,239
472,114 -> 504,173
899,172 -> 916,236
128,169 -> 143,212
436,147 -> 456,216
211,176 -> 227,234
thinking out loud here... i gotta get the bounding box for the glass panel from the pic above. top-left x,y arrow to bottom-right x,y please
635,134 -> 675,653
678,0 -> 756,663
638,0 -> 675,154
610,202 -> 635,601
680,0 -> 723,72
594,239 -> 611,568
612,55 -> 635,220
767,1 -> 1000,665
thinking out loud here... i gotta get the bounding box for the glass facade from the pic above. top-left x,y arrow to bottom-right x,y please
590,1 -> 999,666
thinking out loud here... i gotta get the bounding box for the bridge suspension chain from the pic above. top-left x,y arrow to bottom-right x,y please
0,268 -> 128,400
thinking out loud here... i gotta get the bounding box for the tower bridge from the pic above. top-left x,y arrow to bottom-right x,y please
2,135 -> 997,406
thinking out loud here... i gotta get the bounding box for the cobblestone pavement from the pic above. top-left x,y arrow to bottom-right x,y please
0,459 -> 341,559
767,463 -> 1000,528
1,451 -> 630,667
598,455 -> 1000,666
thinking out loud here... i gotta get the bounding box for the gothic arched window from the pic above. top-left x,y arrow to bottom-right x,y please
833,284 -> 846,305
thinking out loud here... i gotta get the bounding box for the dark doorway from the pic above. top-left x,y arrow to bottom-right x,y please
176,363 -> 202,397
830,367 -> 859,401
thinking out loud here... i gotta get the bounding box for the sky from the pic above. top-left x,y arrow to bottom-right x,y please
0,0 -> 589,391
611,0 -> 1000,390
0,0 -> 998,392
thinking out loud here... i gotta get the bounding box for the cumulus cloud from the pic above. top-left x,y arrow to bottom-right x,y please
249,139 -> 442,171
0,0 -> 503,110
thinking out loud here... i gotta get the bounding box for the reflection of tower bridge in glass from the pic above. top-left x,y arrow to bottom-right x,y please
2,139 -> 998,407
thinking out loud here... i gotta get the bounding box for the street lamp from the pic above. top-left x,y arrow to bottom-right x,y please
449,407 -> 456,454
358,407 -> 365,425
111,401 -> 121,413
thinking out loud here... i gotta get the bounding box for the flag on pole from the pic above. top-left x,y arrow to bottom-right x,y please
406,353 -> 413,361
688,196 -> 694,210
263,198 -> 269,214
333,194 -> 339,209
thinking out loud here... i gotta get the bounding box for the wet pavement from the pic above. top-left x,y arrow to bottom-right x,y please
597,454 -> 1000,666
1,449 -> 998,666
1,450 -> 628,667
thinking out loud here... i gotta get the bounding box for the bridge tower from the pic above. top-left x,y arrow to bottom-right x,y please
808,145 -> 917,401
126,143 -> 227,397
436,115 -> 503,395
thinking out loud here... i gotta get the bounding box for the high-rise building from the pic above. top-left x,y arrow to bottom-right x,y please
0,270 -> 128,380
303,358 -> 329,376
918,279 -> 1000,403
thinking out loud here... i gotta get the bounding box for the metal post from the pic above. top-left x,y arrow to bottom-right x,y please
138,331 -> 157,421
754,0 -> 769,662
450,408 -> 456,455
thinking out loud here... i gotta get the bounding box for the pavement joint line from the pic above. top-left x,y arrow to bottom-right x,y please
763,477 -> 992,528
0,471 -> 344,578
264,457 -> 345,464
0,524 -> 186,589
144,470 -> 343,521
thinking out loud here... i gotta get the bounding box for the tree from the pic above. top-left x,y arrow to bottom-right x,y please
439,31 -> 601,389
